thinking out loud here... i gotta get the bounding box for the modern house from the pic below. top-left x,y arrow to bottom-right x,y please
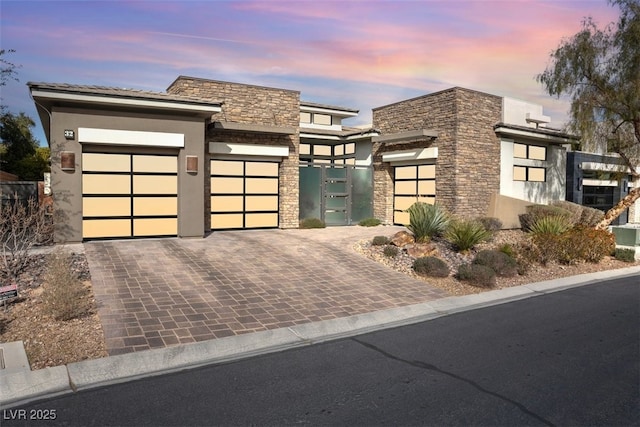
31,76 -> 620,243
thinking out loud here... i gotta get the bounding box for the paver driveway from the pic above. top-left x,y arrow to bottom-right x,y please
85,226 -> 448,355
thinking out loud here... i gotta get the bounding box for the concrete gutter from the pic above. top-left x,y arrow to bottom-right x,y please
2,266 -> 639,409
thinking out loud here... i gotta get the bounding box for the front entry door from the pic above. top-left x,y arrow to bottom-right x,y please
299,164 -> 373,225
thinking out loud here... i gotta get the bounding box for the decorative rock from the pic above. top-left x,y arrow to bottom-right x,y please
390,231 -> 415,247
405,243 -> 438,259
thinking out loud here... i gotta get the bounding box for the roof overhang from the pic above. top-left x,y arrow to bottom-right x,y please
30,89 -> 222,115
382,147 -> 438,163
211,121 -> 297,135
494,125 -> 578,145
300,103 -> 358,118
372,129 -> 438,144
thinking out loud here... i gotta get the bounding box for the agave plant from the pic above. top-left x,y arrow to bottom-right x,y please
406,202 -> 449,243
528,215 -> 572,235
445,218 -> 492,252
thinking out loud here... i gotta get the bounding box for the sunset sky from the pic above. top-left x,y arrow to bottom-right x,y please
1,0 -> 620,146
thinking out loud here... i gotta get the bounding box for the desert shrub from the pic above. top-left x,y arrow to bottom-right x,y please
456,264 -> 496,288
372,235 -> 390,246
532,226 -> 615,265
473,250 -> 518,277
407,202 -> 449,243
413,256 -> 450,278
299,218 -> 326,229
358,218 -> 381,227
512,239 -> 541,274
530,233 -> 564,265
42,250 -> 91,321
579,206 -> 605,227
550,200 -> 584,225
1,196 -> 54,282
519,204 -> 572,232
615,248 -> 636,263
476,217 -> 503,232
445,219 -> 491,252
563,226 -> 616,263
383,245 -> 399,258
528,215 -> 573,235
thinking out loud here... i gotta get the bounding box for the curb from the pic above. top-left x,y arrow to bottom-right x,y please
2,266 -> 639,408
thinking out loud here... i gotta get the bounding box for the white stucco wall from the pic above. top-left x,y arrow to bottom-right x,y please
500,139 -> 566,204
502,98 -> 548,127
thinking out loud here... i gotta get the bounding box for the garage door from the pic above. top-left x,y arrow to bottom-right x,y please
82,153 -> 178,239
393,164 -> 436,225
211,159 -> 279,230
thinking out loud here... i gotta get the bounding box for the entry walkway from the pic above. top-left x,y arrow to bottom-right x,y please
85,226 -> 448,355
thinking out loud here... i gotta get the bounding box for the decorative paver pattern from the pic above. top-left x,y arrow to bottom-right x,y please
85,227 -> 448,355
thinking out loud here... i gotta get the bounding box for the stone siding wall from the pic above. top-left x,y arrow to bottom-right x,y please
168,77 -> 301,229
372,87 -> 502,222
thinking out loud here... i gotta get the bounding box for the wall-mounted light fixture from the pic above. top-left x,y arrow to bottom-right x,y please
186,156 -> 198,173
60,152 -> 75,171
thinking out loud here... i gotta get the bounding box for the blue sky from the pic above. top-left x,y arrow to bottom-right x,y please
0,0 -> 620,146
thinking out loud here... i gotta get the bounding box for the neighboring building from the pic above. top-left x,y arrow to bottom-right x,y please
29,78 -> 586,242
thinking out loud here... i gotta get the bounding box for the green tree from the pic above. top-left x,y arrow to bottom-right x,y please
0,111 -> 46,179
537,0 -> 639,229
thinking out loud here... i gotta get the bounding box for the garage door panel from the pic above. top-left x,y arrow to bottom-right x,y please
211,213 -> 244,229
211,160 -> 244,176
211,196 -> 244,212
394,211 -> 410,225
246,178 -> 278,194
394,196 -> 417,211
83,219 -> 131,239
245,196 -> 278,211
245,213 -> 278,228
83,153 -> 130,172
133,175 -> 177,194
246,162 -> 279,177
133,218 -> 177,236
395,166 -> 416,180
133,197 -> 177,216
133,155 -> 177,173
83,174 -> 131,194
418,180 -> 435,195
211,177 -> 244,194
83,197 -> 131,217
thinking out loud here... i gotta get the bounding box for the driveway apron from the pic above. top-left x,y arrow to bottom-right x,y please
84,227 -> 448,355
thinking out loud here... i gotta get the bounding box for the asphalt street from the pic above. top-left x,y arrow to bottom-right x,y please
3,275 -> 638,426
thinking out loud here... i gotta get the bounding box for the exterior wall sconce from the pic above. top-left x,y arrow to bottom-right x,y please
60,152 -> 75,171
186,156 -> 198,173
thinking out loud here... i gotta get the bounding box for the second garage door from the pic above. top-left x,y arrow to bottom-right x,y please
210,159 -> 279,230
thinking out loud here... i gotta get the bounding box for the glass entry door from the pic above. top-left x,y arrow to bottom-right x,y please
299,163 -> 373,225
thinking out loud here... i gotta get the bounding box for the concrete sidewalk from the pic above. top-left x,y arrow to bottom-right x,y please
2,265 -> 638,409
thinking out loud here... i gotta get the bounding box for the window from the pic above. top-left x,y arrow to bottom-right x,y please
514,143 -> 546,160
313,113 -> 332,126
300,112 -> 333,126
300,112 -> 311,124
514,166 -> 546,182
